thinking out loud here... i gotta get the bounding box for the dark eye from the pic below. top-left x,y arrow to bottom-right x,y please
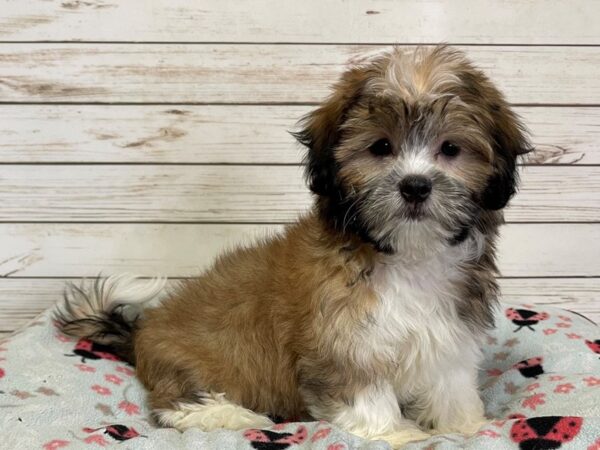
440,141 -> 460,157
369,138 -> 393,156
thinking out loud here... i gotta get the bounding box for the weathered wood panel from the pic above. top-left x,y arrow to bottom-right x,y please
0,223 -> 597,278
500,278 -> 599,324
1,277 -> 597,333
0,104 -> 305,163
0,0 -> 597,44
0,1 -> 597,338
0,45 -> 598,104
0,165 -> 597,222
0,105 -> 597,165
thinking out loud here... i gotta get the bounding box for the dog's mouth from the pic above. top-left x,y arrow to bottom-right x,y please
404,204 -> 428,221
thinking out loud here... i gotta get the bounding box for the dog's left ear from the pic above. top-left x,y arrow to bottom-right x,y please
292,66 -> 371,199
481,104 -> 532,210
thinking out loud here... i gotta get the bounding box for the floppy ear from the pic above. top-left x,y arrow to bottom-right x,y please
292,67 -> 369,198
481,104 -> 532,210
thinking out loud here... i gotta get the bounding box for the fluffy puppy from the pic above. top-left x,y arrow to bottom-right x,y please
58,46 -> 530,448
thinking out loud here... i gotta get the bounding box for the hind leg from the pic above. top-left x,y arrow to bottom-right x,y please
138,350 -> 274,432
150,389 -> 274,432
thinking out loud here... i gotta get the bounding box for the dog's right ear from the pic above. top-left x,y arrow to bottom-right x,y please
292,67 -> 371,197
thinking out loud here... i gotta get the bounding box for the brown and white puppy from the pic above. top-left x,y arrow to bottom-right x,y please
57,46 -> 530,448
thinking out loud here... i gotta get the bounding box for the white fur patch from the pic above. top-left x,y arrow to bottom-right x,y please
60,274 -> 167,321
330,382 -> 432,448
154,393 -> 274,432
352,234 -> 487,431
401,150 -> 435,176
333,382 -> 403,437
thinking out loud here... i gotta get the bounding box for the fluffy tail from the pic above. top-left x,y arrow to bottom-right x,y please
56,274 -> 166,364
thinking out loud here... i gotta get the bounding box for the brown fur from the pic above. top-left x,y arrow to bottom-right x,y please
135,214 -> 381,419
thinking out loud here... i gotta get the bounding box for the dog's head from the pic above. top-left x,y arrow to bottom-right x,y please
294,46 -> 531,254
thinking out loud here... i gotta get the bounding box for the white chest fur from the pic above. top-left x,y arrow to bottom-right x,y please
355,236 -> 485,397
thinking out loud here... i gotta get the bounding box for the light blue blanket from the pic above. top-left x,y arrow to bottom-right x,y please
0,302 -> 598,449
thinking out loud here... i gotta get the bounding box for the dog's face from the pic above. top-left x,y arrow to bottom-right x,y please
295,46 -> 530,254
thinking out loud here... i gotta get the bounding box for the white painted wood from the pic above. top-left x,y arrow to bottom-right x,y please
0,279 -> 60,332
0,165 -> 597,222
499,278 -> 599,324
0,165 -> 311,222
0,223 -> 596,278
0,45 -> 598,104
0,224 -> 284,278
513,165 -> 600,222
1,277 -> 597,333
521,107 -> 600,165
0,0 -> 597,44
0,104 -> 305,164
0,2 -> 597,336
497,224 -> 600,277
0,105 -> 597,164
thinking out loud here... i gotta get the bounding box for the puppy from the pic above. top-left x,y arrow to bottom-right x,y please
58,45 -> 530,448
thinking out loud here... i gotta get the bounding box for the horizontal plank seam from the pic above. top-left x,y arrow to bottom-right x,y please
0,103 -> 598,108
1,102 -> 600,107
0,102 -> 321,106
0,41 -> 598,47
0,162 -> 596,167
1,276 -> 598,280
0,162 -> 305,167
0,221 -> 597,225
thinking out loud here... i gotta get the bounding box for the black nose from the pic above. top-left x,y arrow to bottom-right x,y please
400,175 -> 432,203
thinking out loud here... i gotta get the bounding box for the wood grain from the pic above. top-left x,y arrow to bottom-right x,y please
0,223 -> 597,278
0,45 -> 598,104
0,2 -> 597,336
0,0 -> 597,44
500,278 -> 599,324
0,165 -> 597,222
0,105 -> 597,165
1,277 -> 597,333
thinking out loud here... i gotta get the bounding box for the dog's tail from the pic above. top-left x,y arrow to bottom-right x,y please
55,274 -> 166,364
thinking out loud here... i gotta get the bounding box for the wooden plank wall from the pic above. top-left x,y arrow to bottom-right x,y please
0,0 -> 598,335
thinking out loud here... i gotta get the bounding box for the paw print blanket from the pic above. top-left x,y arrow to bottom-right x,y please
0,302 -> 598,449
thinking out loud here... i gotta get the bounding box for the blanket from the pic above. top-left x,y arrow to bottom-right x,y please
0,302 -> 598,449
